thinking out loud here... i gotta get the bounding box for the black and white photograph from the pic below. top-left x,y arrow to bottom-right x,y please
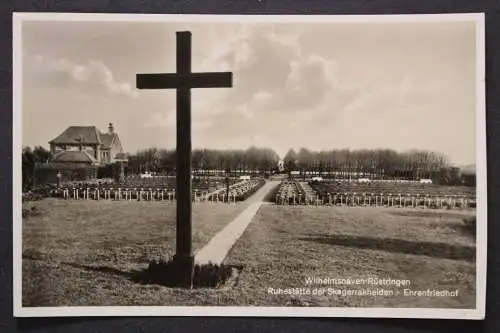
13,13 -> 486,319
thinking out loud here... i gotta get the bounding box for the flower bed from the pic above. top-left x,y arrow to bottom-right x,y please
49,177 -> 264,202
308,181 -> 476,208
309,181 -> 475,198
40,176 -> 243,201
271,180 -> 476,209
207,178 -> 265,202
272,181 -> 308,205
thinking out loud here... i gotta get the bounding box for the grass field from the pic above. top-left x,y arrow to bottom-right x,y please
22,199 -> 248,306
223,206 -> 476,308
22,199 -> 476,308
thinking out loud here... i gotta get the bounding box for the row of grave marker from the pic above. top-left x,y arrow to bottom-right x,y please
274,193 -> 475,209
60,188 -> 240,202
55,187 -> 475,208
57,178 -> 264,202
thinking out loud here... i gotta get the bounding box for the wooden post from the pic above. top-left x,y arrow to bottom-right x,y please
225,169 -> 230,203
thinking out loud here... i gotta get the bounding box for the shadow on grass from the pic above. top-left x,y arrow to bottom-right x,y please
298,234 -> 475,262
387,210 -> 473,219
461,216 -> 476,237
64,262 -> 137,279
23,249 -> 243,289
450,224 -> 476,241
62,260 -> 243,289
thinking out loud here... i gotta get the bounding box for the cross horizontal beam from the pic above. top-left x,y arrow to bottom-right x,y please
136,72 -> 232,90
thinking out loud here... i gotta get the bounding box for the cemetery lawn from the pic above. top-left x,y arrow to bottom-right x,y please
223,206 -> 476,308
22,201 -> 476,308
22,198 -> 248,307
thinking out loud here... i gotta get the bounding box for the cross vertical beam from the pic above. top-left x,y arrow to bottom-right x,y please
173,31 -> 194,287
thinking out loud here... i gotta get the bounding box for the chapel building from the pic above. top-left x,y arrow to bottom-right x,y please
48,123 -> 125,165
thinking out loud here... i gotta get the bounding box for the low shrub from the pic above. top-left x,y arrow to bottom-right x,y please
236,179 -> 265,201
133,258 -> 239,288
23,184 -> 59,201
22,192 -> 45,202
22,203 -> 41,218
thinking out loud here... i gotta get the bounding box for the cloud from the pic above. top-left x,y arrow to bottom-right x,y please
140,24 -> 449,156
139,25 -> 345,145
24,54 -> 138,98
199,26 -> 338,115
343,74 -> 442,117
164,25 -> 345,152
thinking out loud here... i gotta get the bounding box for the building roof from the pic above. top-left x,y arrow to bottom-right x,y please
51,151 -> 98,164
99,132 -> 116,149
49,126 -> 102,145
49,125 -> 122,150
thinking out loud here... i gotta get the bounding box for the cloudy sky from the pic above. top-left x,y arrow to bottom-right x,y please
21,18 -> 478,164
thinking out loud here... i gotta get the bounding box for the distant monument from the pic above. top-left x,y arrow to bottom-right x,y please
278,159 -> 285,172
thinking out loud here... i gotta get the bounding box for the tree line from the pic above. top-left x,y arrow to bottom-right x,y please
283,148 -> 449,174
21,145 -> 475,189
22,146 -> 52,191
282,148 -> 474,185
127,146 -> 281,174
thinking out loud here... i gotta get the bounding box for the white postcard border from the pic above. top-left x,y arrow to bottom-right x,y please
12,12 -> 487,319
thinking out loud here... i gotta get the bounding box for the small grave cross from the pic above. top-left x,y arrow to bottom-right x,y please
136,31 -> 233,288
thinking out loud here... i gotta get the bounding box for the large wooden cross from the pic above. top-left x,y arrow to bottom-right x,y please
136,31 -> 233,288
